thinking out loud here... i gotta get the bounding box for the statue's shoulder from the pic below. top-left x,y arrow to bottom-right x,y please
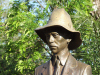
35,60 -> 50,70
77,60 -> 88,66
69,54 -> 90,69
77,61 -> 92,75
69,55 -> 92,74
77,60 -> 89,68
70,54 -> 89,65
35,60 -> 51,75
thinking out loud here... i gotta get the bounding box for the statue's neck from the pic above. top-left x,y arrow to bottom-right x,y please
54,47 -> 69,58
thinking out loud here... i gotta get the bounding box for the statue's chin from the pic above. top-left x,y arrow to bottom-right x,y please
51,49 -> 58,54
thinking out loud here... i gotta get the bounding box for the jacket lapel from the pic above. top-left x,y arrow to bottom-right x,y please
62,54 -> 78,75
42,60 -> 52,75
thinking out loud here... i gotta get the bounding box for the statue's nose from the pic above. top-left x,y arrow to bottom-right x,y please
49,35 -> 54,43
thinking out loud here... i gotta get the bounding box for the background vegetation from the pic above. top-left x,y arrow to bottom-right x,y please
0,0 -> 100,75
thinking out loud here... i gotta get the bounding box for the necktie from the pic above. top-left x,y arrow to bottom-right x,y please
54,59 -> 60,75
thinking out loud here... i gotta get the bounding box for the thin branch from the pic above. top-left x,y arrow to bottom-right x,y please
26,54 -> 30,59
37,40 -> 52,56
77,19 -> 88,30
37,0 -> 44,9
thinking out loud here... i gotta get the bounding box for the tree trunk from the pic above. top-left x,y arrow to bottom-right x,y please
91,0 -> 100,19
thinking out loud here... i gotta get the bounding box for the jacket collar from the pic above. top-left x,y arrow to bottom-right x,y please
62,53 -> 78,75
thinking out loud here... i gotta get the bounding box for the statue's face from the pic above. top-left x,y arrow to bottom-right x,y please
45,30 -> 71,54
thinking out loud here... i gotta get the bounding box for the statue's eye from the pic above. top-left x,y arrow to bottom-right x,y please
45,34 -> 50,38
53,33 -> 59,37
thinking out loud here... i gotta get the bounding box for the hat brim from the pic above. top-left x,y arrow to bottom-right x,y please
35,25 -> 82,50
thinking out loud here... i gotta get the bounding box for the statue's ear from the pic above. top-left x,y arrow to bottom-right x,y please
67,39 -> 72,43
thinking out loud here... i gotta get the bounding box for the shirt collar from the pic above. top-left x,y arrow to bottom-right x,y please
51,50 -> 70,66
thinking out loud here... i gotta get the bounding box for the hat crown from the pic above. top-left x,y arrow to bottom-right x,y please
47,8 -> 75,31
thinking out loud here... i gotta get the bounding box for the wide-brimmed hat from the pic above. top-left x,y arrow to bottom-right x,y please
35,8 -> 82,50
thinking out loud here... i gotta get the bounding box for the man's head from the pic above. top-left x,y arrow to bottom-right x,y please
35,8 -> 82,50
44,27 -> 72,54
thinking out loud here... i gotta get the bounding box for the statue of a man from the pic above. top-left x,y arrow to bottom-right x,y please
35,8 -> 92,75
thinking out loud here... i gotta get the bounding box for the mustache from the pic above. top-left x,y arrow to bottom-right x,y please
49,46 -> 57,47
49,44 -> 58,47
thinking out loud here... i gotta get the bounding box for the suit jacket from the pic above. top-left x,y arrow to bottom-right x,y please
35,54 -> 92,75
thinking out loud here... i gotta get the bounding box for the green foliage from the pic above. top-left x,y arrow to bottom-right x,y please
0,0 -> 100,75
0,1 -> 48,75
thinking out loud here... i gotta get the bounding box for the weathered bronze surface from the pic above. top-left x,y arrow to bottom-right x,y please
35,8 -> 92,75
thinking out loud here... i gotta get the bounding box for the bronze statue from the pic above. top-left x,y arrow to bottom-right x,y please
35,8 -> 92,75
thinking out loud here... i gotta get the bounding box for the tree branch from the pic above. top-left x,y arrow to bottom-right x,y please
37,0 -> 44,9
